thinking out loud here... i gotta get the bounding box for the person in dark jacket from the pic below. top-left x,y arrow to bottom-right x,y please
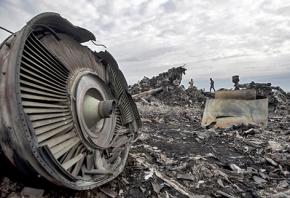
210,78 -> 215,93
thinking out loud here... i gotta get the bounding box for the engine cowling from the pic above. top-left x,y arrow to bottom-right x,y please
0,12 -> 141,190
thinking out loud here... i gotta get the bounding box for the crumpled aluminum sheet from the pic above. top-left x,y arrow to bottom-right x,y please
201,98 -> 268,128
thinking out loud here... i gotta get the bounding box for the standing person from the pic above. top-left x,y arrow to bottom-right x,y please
188,78 -> 194,88
232,75 -> 240,90
210,78 -> 215,93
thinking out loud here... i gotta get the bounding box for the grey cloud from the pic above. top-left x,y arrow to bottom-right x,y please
161,0 -> 176,13
119,46 -> 177,63
0,0 -> 289,90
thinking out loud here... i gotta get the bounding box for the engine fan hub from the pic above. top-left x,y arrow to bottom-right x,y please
72,72 -> 116,149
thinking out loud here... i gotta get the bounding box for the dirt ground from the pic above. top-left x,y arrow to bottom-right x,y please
0,98 -> 289,198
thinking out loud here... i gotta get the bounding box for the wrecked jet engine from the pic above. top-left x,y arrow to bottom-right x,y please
0,12 -> 141,190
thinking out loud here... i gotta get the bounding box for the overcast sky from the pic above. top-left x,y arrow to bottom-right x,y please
0,0 -> 289,90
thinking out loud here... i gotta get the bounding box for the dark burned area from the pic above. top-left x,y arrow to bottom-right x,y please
1,66 -> 290,198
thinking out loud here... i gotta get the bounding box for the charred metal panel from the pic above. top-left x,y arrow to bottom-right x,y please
202,90 -> 268,128
215,89 -> 257,100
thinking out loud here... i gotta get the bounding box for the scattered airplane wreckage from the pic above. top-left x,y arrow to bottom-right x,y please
0,12 -> 289,197
201,75 -> 287,129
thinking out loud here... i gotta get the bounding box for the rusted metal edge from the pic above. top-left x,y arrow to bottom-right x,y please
25,12 -> 96,43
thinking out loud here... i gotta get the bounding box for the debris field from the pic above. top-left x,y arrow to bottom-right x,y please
0,67 -> 289,198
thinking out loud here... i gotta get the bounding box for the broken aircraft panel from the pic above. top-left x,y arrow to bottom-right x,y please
202,90 -> 268,128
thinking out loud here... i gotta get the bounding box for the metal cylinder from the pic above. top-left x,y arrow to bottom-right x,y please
98,100 -> 116,118
215,89 -> 257,100
232,75 -> 240,84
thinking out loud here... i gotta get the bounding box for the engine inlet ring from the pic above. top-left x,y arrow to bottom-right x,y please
0,12 -> 140,190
